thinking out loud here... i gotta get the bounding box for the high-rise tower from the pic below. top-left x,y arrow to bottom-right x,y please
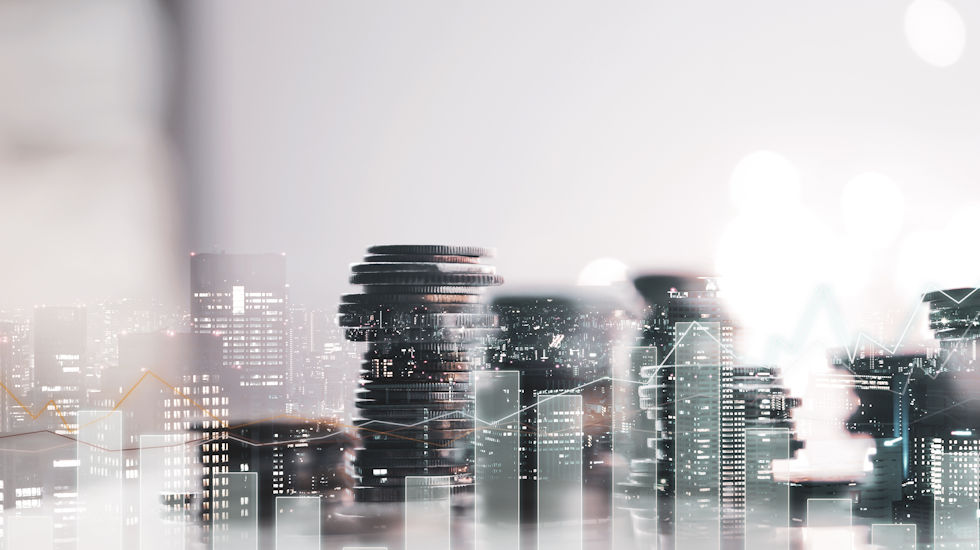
33,306 -> 87,433
339,245 -> 502,502
488,290 -> 631,546
190,253 -> 288,420
32,306 -> 87,549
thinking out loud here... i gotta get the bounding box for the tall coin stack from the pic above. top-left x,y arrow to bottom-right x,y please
339,245 -> 503,502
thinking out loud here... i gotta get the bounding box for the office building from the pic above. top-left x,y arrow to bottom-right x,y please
924,288 -> 980,372
489,289 -> 636,547
190,253 -> 288,420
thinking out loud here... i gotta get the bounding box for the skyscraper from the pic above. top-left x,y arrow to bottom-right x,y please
32,305 -> 87,549
203,420 -> 355,549
0,318 -> 32,432
621,274 -> 699,547
33,306 -> 87,433
718,364 -> 799,544
631,276 -> 799,550
190,253 -> 288,420
828,349 -> 924,491
885,289 -> 980,543
488,290 -> 633,545
338,245 -> 502,502
637,278 -> 735,541
100,331 -> 225,549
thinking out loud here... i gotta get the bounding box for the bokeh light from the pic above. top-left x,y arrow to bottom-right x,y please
841,171 -> 905,249
905,0 -> 966,67
577,257 -> 629,286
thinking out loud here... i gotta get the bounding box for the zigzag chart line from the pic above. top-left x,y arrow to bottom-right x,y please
765,286 -> 979,364
2,286 -> 976,451
0,322 -> 706,442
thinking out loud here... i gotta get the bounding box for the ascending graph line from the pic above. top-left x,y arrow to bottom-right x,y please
764,284 -> 980,366
732,284 -> 980,385
0,320 -> 854,447
0,362 -> 665,454
2,285 -> 976,451
0,406 -> 624,456
0,320 -> 703,438
753,285 -> 980,430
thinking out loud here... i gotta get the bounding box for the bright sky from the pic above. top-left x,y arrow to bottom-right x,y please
181,1 -> 980,317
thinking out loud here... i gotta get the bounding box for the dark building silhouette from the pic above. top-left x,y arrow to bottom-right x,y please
829,288 -> 980,544
924,288 -> 980,372
489,290 -> 634,549
201,421 -> 354,547
897,367 -> 980,542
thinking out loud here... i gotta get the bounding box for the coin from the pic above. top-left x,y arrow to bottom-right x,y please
350,272 -> 504,286
364,254 -> 482,264
351,262 -> 496,274
366,244 -> 494,257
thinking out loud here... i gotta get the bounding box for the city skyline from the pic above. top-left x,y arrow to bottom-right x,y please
4,1 -> 980,548
1,246 -> 979,549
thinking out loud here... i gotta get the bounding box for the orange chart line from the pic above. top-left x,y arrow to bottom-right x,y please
0,369 -> 624,450
0,370 -> 450,448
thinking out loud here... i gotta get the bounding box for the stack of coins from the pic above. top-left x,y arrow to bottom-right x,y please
339,245 -> 502,502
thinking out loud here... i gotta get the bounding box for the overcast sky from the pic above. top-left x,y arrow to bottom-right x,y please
178,0 -> 980,316
4,0 -> 980,323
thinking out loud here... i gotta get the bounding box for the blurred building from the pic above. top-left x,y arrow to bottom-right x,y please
190,252 -> 288,421
29,306 -> 87,548
635,278 -> 729,541
489,290 -> 635,548
830,289 -> 980,544
33,306 -> 86,433
924,288 -> 980,372
96,331 -> 225,548
719,365 -> 799,545
0,318 -> 33,432
202,420 -> 354,547
631,275 -> 800,550
286,307 -> 342,416
87,299 -> 188,376
896,368 -> 980,543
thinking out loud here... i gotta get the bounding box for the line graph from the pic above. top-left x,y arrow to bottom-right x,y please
0,321 -> 699,446
764,285 -> 980,365
2,285 -> 975,453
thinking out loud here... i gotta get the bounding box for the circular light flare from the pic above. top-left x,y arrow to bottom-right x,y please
729,150 -> 802,214
716,207 -> 835,353
905,0 -> 966,68
577,257 -> 629,286
840,172 -> 905,248
720,151 -> 832,357
897,202 -> 980,295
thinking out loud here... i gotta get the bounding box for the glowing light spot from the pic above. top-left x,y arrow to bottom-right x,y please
577,258 -> 629,286
716,208 -> 833,348
841,172 -> 905,248
729,151 -> 802,213
905,0 -> 966,68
